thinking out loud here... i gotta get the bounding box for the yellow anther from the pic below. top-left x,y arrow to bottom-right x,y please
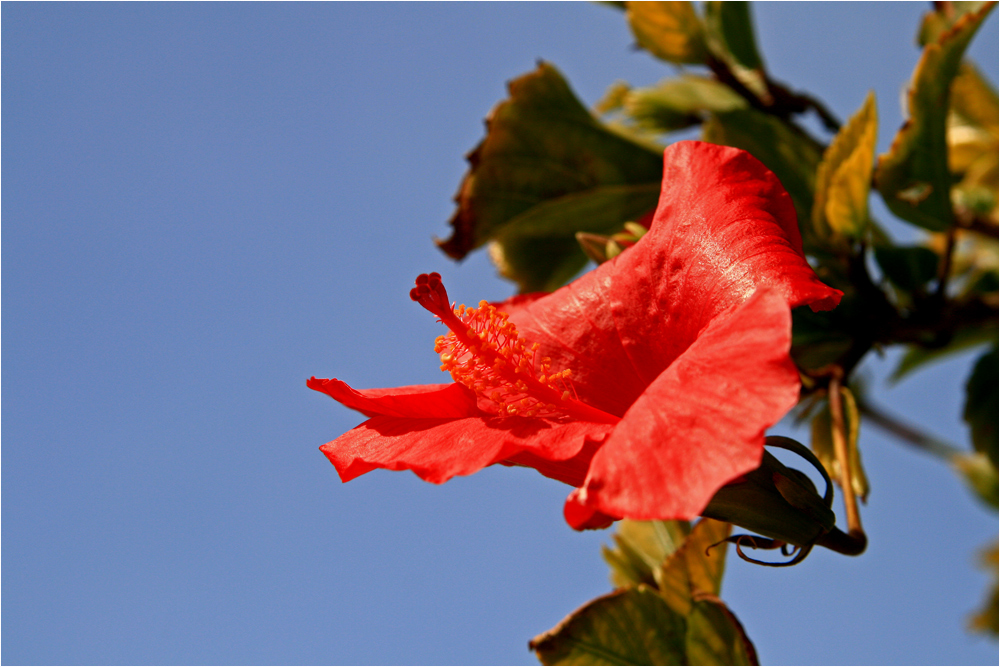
561,391 -> 571,401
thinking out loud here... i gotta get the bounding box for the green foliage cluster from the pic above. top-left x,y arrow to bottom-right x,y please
437,2 -> 999,662
530,519 -> 757,665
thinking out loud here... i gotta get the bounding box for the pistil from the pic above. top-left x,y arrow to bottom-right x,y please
410,273 -> 618,425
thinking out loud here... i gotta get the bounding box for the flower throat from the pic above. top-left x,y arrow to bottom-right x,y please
410,273 -> 617,424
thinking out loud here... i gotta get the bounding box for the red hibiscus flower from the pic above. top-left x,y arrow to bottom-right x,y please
308,141 -> 842,530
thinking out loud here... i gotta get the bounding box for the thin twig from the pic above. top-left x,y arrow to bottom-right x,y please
935,226 -> 956,301
857,398 -> 963,461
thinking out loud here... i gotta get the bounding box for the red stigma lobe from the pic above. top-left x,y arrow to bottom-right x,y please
410,272 -> 451,318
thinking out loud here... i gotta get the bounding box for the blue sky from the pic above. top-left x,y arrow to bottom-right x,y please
3,3 -> 997,664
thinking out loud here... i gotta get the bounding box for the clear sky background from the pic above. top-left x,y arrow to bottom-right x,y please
3,2 -> 998,665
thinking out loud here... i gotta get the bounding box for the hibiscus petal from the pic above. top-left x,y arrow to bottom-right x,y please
502,431 -> 607,488
611,141 -> 842,384
562,492 -> 617,530
322,416 -> 613,484
307,377 -> 480,418
500,141 -> 841,411
567,288 -> 801,522
496,262 -> 647,418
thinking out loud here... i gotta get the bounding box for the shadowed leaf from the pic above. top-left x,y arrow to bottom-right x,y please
530,586 -> 688,666
813,92 -> 878,239
530,585 -> 757,666
791,307 -> 855,371
873,245 -> 940,292
439,62 -> 663,292
701,1 -> 767,98
874,2 -> 996,231
964,346 -> 999,466
703,1 -> 764,71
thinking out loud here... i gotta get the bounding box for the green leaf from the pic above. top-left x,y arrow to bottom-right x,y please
623,76 -> 747,133
964,346 -> 999,467
703,109 -> 824,240
873,245 -> 940,291
602,520 -> 689,589
625,1 -> 708,64
489,184 -> 662,292
952,452 -> 999,509
874,2 -> 996,231
530,586 -> 688,666
529,586 -> 757,666
489,236 -> 590,295
702,1 -> 764,71
810,386 -> 870,502
439,62 -> 664,293
700,1 -> 768,99
686,598 -> 758,666
892,324 -> 999,381
657,519 -> 731,616
813,91 -> 878,239
918,1 -> 993,45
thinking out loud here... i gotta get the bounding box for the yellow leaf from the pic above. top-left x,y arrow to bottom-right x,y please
813,91 -> 878,239
950,61 -> 999,135
625,1 -> 708,65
